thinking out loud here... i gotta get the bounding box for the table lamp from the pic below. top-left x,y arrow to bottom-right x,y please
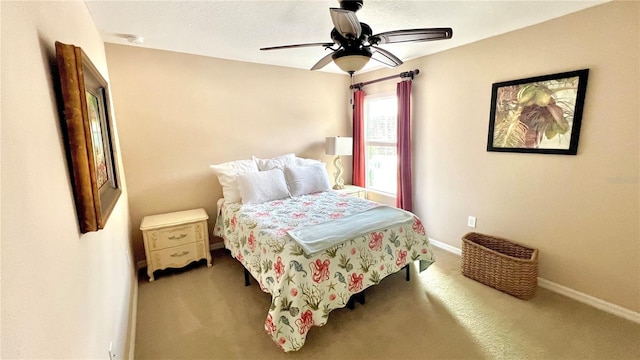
325,136 -> 353,190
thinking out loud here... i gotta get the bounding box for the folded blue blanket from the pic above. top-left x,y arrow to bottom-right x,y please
287,205 -> 415,255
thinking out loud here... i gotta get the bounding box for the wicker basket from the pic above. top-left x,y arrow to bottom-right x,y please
461,232 -> 538,299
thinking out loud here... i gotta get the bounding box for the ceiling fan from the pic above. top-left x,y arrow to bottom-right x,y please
260,0 -> 453,75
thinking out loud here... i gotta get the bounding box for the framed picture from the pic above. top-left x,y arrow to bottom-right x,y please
487,69 -> 589,155
56,42 -> 121,233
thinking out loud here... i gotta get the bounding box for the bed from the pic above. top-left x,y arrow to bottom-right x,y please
211,154 -> 435,352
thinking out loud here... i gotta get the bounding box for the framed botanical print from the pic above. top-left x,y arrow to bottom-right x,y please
487,69 -> 589,155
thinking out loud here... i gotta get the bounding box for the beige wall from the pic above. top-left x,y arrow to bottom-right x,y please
104,44 -> 352,263
1,1 -> 135,358
355,1 -> 639,313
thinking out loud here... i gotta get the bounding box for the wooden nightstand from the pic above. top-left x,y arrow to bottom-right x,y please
140,208 -> 212,281
334,185 -> 366,199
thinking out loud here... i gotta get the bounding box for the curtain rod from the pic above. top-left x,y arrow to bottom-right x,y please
350,69 -> 419,90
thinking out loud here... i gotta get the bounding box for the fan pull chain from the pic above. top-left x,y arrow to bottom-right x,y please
350,74 -> 354,107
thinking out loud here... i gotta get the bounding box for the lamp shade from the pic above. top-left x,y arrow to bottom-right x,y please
325,137 -> 353,156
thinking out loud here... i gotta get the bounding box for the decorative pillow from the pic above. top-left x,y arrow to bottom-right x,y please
294,156 -> 321,166
253,153 -> 296,171
284,163 -> 332,197
210,159 -> 259,203
237,168 -> 290,204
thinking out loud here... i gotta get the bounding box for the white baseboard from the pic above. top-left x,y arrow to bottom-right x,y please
135,259 -> 146,271
428,237 -> 640,324
429,237 -> 461,256
126,274 -> 138,360
536,278 -> 640,324
210,241 -> 225,250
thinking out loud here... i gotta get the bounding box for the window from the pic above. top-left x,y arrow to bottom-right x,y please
364,95 -> 397,194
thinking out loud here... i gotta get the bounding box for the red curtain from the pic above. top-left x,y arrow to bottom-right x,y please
396,80 -> 412,211
352,89 -> 366,187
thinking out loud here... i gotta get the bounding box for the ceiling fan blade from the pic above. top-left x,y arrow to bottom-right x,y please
329,8 -> 361,39
370,46 -> 403,67
310,51 -> 337,71
260,42 -> 334,51
371,28 -> 453,45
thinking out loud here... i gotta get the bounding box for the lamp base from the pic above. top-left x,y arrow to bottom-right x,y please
332,156 -> 345,190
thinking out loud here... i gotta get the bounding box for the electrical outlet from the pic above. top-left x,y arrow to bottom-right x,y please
108,341 -> 115,360
467,216 -> 477,228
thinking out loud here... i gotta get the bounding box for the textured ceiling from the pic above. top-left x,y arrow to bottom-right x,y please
85,0 -> 608,74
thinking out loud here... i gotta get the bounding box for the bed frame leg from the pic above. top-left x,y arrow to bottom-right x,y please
244,268 -> 251,286
405,264 -> 410,281
347,290 -> 365,310
419,260 -> 431,272
357,291 -> 365,305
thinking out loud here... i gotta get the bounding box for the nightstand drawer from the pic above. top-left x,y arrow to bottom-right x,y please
151,242 -> 206,271
146,222 -> 203,250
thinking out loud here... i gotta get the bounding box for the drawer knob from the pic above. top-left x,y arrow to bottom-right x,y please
168,234 -> 187,240
170,251 -> 190,257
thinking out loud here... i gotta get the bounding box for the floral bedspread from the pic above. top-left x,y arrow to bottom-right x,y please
214,191 -> 435,352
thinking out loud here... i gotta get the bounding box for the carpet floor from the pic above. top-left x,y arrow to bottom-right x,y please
134,247 -> 640,359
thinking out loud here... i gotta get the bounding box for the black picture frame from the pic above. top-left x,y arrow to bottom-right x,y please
487,69 -> 589,155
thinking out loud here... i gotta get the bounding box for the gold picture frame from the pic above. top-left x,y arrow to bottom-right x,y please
56,42 -> 121,233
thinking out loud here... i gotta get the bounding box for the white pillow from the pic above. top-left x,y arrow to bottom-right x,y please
294,157 -> 321,166
253,153 -> 296,171
237,168 -> 290,204
284,163 -> 332,197
210,159 -> 259,203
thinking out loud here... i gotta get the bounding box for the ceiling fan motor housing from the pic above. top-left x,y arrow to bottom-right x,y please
339,0 -> 363,12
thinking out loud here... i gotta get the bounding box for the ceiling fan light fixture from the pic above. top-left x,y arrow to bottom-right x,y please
333,53 -> 371,74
